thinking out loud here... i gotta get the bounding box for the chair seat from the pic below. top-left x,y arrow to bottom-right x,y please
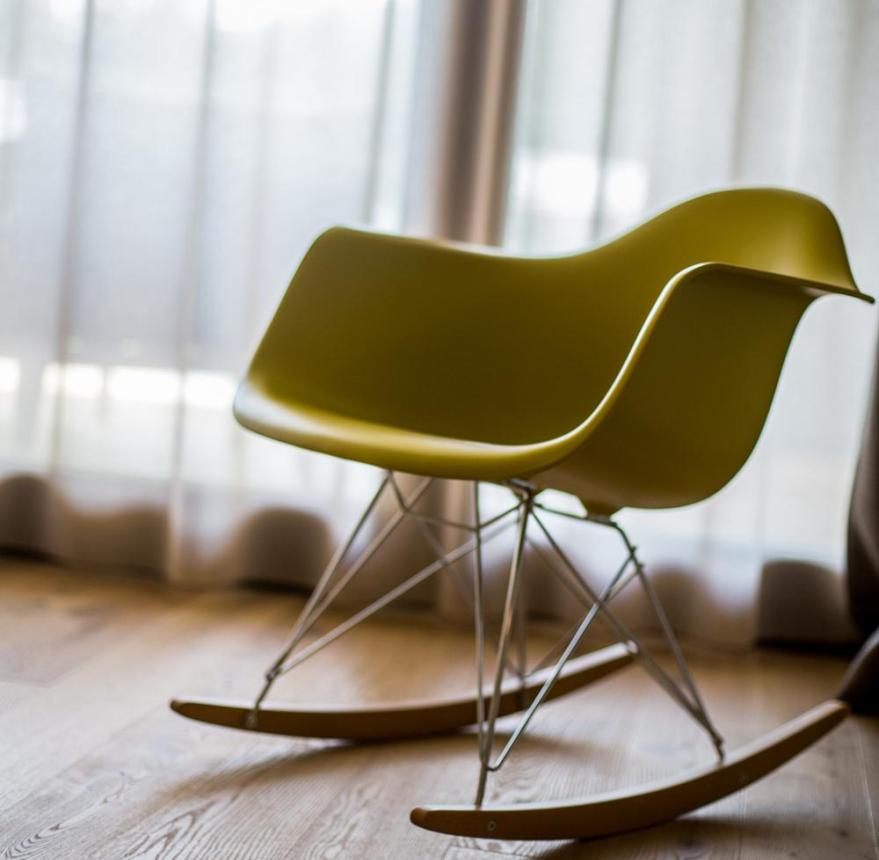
236,189 -> 872,513
234,380 -> 568,482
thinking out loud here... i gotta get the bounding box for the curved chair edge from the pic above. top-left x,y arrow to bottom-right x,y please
564,261 -> 872,447
232,381 -> 568,481
689,262 -> 872,303
324,187 -> 872,276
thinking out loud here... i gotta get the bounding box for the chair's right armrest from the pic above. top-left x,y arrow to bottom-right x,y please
554,264 -> 872,511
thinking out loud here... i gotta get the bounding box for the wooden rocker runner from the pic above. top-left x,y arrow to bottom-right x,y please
171,188 -> 874,841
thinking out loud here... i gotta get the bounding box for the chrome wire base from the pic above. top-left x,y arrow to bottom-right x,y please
248,472 -> 523,725
247,472 -> 724,807
472,487 -> 724,806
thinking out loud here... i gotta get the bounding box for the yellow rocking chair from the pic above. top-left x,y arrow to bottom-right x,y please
172,188 -> 873,841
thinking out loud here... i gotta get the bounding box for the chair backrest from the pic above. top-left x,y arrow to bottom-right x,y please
599,187 -> 854,290
556,186 -> 857,418
245,188 -> 856,447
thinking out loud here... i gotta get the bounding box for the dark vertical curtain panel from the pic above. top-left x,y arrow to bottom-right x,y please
848,357 -> 879,635
845,349 -> 879,711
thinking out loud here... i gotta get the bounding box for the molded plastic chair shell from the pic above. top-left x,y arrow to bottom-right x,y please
235,188 -> 872,515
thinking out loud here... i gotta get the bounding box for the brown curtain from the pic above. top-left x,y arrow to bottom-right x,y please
844,344 -> 879,711
847,350 -> 879,637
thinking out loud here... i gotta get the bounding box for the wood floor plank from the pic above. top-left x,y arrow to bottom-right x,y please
0,593 -> 286,811
856,716 -> 879,856
0,559 -> 876,859
0,562 -> 189,685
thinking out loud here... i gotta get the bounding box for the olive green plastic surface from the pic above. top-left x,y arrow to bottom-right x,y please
235,188 -> 872,514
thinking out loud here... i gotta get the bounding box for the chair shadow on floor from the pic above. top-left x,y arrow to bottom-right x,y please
158,727 -> 805,858
158,725 -> 598,803
156,723 -> 793,857
529,814 -> 794,859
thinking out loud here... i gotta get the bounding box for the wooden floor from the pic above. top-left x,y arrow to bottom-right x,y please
0,558 -> 876,859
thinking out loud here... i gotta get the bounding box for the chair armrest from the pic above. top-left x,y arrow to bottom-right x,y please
548,264 -> 873,511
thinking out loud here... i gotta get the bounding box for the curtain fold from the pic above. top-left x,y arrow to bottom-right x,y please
0,0 -> 421,584
504,0 -> 878,646
847,352 -> 879,637
1,0 -> 878,649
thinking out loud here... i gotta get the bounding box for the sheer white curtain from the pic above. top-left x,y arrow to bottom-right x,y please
0,0 -> 422,583
505,0 -> 879,645
2,0 -> 877,648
